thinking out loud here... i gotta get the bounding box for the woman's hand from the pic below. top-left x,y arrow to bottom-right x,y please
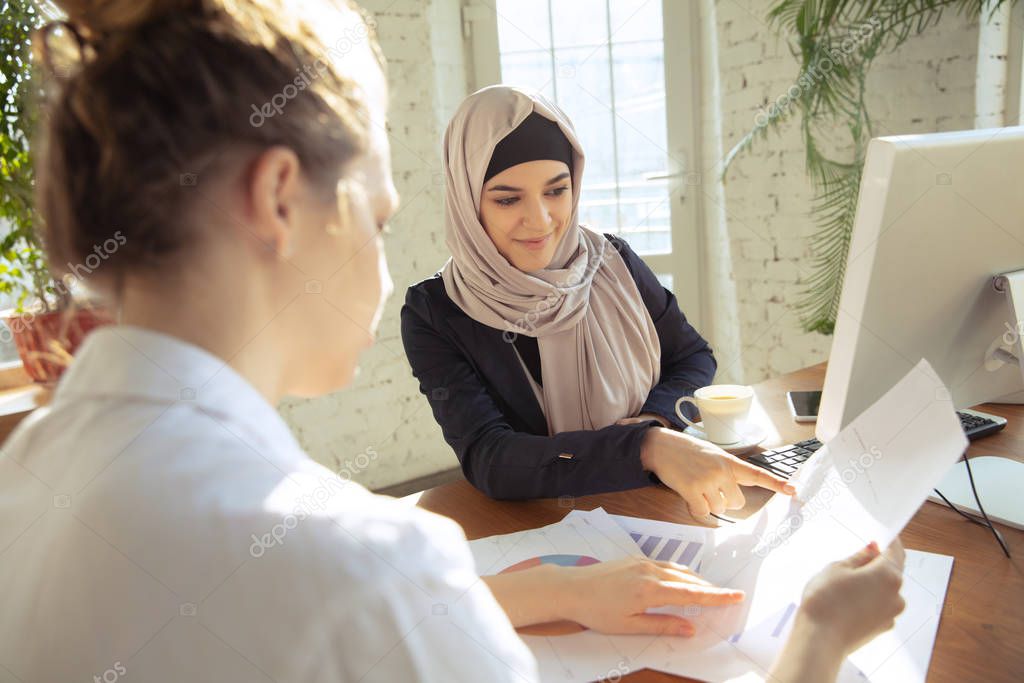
798,540 -> 906,653
770,541 -> 906,682
639,427 -> 795,518
483,557 -> 744,636
560,557 -> 745,635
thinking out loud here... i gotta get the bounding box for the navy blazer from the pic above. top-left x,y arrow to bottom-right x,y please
400,235 -> 717,500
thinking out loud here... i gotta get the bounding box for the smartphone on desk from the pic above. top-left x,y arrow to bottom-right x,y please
787,390 -> 822,423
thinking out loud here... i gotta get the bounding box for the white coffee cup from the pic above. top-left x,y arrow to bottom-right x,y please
674,384 -> 754,445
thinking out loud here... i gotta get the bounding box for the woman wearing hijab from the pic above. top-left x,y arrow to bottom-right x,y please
402,86 -> 793,515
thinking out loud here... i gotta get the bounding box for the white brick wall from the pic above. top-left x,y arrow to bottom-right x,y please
717,0 -> 980,383
278,0 -> 984,490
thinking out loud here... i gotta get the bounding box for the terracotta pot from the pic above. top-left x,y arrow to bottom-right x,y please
3,306 -> 114,384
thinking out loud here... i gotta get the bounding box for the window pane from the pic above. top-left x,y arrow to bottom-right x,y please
500,50 -> 555,100
550,0 -> 609,49
609,0 -> 663,43
552,46 -> 619,234
495,0 -> 550,53
0,259 -> 20,363
0,321 -> 18,364
617,181 -> 671,252
611,41 -> 666,174
611,40 -> 670,253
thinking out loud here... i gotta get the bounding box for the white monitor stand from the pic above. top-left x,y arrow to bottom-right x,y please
926,270 -> 1024,531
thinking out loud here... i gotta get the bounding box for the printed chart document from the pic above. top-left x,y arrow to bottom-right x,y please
467,508 -> 645,682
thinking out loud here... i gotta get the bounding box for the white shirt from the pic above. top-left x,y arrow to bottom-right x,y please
0,326 -> 537,683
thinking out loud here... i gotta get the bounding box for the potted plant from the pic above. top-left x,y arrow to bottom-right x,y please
1,0 -> 111,383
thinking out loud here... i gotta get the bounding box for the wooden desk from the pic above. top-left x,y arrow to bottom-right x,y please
417,363 -> 1024,682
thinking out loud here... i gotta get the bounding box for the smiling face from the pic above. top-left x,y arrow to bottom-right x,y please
478,159 -> 574,272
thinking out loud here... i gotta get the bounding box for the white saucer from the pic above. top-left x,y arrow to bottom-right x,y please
683,422 -> 768,455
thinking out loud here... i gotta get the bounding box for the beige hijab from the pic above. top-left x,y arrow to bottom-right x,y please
441,86 -> 660,434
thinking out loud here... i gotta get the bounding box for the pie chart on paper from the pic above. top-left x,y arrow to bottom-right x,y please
500,554 -> 600,636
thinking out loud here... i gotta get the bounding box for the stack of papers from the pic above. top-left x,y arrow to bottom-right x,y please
467,360 -> 965,682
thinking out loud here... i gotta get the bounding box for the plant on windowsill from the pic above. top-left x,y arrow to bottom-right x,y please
1,0 -> 111,384
722,0 -> 1017,335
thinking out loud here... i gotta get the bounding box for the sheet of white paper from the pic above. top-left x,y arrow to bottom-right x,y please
468,508 -> 645,682
708,548 -> 955,683
847,549 -> 954,682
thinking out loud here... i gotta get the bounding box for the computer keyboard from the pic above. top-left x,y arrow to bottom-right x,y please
746,439 -> 824,478
957,408 -> 1007,440
745,409 -> 1008,479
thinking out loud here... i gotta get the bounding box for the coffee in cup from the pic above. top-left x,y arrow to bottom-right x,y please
675,384 -> 754,445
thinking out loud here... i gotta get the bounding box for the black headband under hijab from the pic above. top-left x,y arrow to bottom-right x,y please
484,111 -> 574,183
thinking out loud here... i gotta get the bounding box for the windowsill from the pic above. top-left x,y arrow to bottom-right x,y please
0,361 -> 31,391
0,363 -> 51,443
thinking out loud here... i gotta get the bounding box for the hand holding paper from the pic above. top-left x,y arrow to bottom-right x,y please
797,541 -> 907,654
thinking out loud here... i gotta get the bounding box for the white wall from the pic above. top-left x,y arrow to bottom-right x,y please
279,0 -> 985,490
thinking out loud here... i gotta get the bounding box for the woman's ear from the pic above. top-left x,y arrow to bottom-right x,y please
247,146 -> 303,258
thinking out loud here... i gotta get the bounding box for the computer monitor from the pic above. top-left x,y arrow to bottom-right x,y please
817,125 -> 1024,528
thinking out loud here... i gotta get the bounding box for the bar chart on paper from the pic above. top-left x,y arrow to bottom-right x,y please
728,602 -> 797,643
630,532 -> 704,567
611,514 -> 712,571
